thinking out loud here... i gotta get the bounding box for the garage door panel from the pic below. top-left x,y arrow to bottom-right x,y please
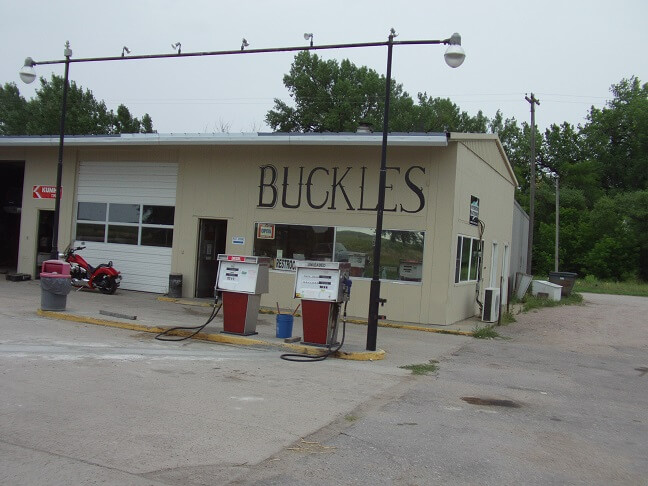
76,161 -> 177,294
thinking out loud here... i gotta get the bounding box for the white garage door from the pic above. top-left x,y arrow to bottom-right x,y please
74,161 -> 178,293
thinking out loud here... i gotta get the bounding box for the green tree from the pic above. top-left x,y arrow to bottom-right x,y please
0,82 -> 29,135
582,77 -> 648,192
0,74 -> 154,135
26,75 -> 115,135
267,52 -> 490,134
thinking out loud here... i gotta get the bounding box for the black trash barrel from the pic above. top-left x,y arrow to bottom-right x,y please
168,273 -> 183,298
548,271 -> 578,296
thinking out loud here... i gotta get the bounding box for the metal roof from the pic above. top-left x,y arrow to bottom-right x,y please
0,132 -> 448,147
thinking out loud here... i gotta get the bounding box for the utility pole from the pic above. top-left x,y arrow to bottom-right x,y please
555,174 -> 559,272
525,93 -> 540,275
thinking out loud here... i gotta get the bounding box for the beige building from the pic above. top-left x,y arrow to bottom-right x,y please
0,132 -> 517,325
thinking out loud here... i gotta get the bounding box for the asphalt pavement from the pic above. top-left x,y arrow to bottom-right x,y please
4,277 -> 644,485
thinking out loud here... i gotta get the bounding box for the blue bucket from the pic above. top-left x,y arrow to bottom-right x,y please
276,314 -> 294,338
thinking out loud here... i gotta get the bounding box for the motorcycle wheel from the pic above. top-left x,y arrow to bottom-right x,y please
98,276 -> 118,295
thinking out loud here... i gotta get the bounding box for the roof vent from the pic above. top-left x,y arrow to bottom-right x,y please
356,122 -> 373,134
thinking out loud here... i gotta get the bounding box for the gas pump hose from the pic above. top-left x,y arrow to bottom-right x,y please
279,302 -> 348,362
155,302 -> 222,342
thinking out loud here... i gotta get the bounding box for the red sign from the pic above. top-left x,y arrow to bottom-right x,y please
33,185 -> 61,199
227,255 -> 246,262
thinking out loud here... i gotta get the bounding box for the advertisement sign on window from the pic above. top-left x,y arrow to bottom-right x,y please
257,223 -> 275,239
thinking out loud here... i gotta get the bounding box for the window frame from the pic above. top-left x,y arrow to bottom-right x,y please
75,202 -> 175,248
455,234 -> 482,284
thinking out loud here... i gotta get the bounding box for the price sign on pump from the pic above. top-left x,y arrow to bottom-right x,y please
216,255 -> 270,294
293,261 -> 350,302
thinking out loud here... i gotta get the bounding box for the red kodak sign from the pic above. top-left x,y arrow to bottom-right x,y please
32,185 -> 61,199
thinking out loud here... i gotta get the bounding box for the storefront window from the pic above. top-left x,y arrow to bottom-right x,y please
254,223 -> 334,270
254,223 -> 425,282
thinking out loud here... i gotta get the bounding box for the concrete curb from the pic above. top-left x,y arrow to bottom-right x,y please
157,296 -> 475,337
36,309 -> 385,361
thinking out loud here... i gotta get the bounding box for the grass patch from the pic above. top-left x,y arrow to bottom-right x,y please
573,276 -> 648,297
472,325 -> 501,339
399,360 -> 439,375
522,292 -> 583,312
344,414 -> 359,422
500,311 -> 517,325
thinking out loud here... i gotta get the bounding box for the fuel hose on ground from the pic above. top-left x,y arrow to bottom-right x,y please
155,302 -> 222,342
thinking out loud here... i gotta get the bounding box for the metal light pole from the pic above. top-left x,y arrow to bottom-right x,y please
366,31 -> 465,351
51,42 -> 72,260
19,42 -> 72,260
21,32 -> 464,351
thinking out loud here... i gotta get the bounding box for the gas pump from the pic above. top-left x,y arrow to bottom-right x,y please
294,261 -> 352,347
216,254 -> 270,336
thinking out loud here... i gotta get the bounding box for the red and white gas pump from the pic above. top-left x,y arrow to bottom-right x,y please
216,254 -> 270,336
294,261 -> 351,346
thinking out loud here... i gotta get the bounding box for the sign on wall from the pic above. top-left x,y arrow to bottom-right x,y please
256,223 -> 275,239
33,185 -> 61,199
256,164 -> 426,213
470,195 -> 480,226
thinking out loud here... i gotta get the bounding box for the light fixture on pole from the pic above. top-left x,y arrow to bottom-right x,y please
121,46 -> 131,57
19,57 -> 37,84
171,42 -> 182,54
303,33 -> 314,47
366,30 -> 465,352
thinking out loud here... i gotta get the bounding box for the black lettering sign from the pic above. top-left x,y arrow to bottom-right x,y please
306,167 -> 329,209
258,165 -> 277,208
257,164 -> 426,213
401,166 -> 426,214
328,167 -> 355,211
281,166 -> 304,209
384,166 -> 400,212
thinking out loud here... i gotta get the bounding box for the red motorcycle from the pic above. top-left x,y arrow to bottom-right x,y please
63,246 -> 122,294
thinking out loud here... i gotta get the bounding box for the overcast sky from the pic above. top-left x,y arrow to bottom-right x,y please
2,0 -> 646,134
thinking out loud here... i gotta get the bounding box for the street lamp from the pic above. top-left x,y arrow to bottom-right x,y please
366,30 -> 465,351
21,31 -> 465,349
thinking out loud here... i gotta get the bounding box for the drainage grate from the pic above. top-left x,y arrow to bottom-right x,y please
461,396 -> 521,408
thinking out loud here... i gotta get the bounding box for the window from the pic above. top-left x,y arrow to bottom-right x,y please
75,202 -> 174,247
253,223 -> 425,282
455,235 -> 482,283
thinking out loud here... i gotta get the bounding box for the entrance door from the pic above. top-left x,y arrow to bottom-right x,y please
36,210 -> 55,275
0,161 -> 24,272
195,219 -> 227,298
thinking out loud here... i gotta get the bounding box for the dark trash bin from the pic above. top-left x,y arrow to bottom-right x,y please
40,271 -> 72,311
548,271 -> 578,296
168,273 -> 183,298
